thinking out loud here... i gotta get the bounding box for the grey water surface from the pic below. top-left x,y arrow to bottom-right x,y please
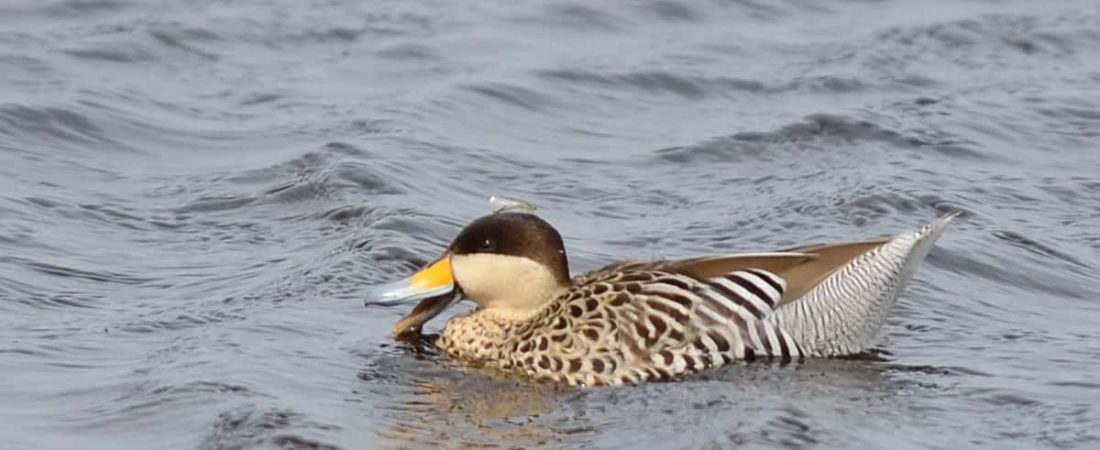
2,0 -> 1100,448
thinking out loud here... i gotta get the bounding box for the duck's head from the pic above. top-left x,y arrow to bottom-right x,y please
364,212 -> 570,338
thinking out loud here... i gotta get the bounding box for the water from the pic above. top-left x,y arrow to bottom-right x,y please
2,0 -> 1100,448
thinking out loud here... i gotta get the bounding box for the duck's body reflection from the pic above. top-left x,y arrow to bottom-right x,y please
355,336 -> 940,450
363,336 -> 575,449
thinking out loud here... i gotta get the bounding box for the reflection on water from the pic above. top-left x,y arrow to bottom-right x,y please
375,376 -> 569,448
355,338 -> 562,448
357,341 -> 972,449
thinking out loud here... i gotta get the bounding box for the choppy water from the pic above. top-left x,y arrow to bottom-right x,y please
2,0 -> 1100,448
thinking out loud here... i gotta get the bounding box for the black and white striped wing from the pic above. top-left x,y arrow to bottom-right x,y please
697,269 -> 803,360
625,268 -> 804,378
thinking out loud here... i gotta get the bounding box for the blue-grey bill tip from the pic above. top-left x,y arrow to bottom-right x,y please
363,279 -> 454,307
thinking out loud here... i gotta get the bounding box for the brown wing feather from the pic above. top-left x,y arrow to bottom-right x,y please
770,238 -> 889,305
670,240 -> 889,305
574,238 -> 888,309
669,252 -> 816,279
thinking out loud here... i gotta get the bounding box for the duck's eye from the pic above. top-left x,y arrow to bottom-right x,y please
477,238 -> 496,251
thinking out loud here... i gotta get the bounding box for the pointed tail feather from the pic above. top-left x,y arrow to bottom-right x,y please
766,213 -> 958,357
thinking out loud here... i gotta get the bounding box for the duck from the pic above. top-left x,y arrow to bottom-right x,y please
364,207 -> 957,387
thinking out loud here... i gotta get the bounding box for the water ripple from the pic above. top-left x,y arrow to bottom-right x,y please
3,0 -> 1100,449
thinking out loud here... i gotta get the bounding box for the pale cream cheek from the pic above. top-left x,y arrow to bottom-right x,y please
452,254 -> 563,314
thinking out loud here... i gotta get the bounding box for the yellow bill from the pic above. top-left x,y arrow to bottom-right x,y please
363,255 -> 460,339
363,256 -> 455,306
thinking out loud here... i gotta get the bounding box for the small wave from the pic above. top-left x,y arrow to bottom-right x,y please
375,43 -> 438,61
200,407 -> 342,450
147,27 -> 221,60
117,309 -> 248,333
654,113 -> 957,164
176,195 -> 257,214
648,1 -> 701,22
18,292 -> 105,310
516,4 -> 626,32
170,144 -> 404,222
63,41 -> 160,64
462,83 -> 562,112
539,69 -> 875,100
0,104 -> 110,146
318,205 -> 371,224
854,12 -> 1100,77
929,246 -> 1092,301
0,54 -> 59,89
992,229 -> 1090,269
539,69 -> 766,99
4,255 -> 151,286
0,0 -> 127,18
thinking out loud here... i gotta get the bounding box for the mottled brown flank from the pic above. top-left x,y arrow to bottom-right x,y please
659,276 -> 693,291
433,261 -> 797,386
584,298 -> 598,312
582,328 -> 599,341
657,291 -> 693,310
650,315 -> 668,335
646,299 -> 689,322
668,328 -> 684,341
553,317 -> 568,330
658,350 -> 674,365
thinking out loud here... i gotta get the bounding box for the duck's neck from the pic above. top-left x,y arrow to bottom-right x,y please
479,287 -> 566,323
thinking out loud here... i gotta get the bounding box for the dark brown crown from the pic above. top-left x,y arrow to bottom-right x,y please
449,212 -> 570,285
